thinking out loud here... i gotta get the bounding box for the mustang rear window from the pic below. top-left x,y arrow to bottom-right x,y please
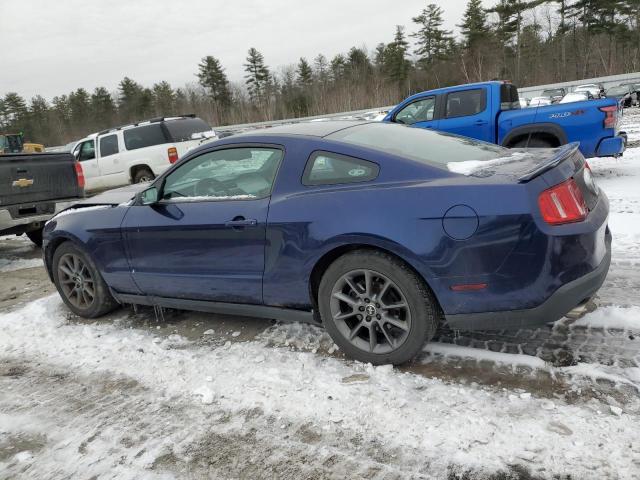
327,123 -> 507,166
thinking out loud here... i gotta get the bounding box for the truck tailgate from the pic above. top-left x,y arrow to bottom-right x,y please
0,153 -> 83,207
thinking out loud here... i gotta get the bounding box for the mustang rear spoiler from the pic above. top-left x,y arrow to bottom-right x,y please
518,142 -> 581,182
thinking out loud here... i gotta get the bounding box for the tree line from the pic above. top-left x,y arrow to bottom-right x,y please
2,0 -> 639,146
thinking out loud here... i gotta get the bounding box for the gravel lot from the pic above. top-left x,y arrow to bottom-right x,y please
1,112 -> 640,479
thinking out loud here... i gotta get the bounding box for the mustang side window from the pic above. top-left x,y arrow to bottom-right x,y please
394,96 -> 435,125
161,147 -> 283,201
302,151 -> 379,186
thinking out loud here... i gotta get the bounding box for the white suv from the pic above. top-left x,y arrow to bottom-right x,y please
72,115 -> 216,192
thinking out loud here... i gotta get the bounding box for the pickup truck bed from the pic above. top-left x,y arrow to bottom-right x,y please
0,153 -> 84,245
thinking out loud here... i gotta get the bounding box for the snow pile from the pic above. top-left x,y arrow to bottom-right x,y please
0,257 -> 43,273
447,152 -> 529,175
574,305 -> 640,331
1,295 -> 639,478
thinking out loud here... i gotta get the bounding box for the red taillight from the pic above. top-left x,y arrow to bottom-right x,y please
74,162 -> 85,189
599,105 -> 617,129
538,178 -> 587,225
168,147 -> 179,164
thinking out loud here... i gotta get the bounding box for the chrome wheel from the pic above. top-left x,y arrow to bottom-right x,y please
330,269 -> 411,354
57,253 -> 95,309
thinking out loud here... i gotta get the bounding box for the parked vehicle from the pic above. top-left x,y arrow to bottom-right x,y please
560,91 -> 594,103
528,96 -> 553,107
605,85 -> 636,108
0,133 -> 44,154
1,152 -> 84,245
72,115 -> 216,193
540,87 -> 566,103
43,121 -> 610,365
384,81 -> 625,158
574,84 -> 605,98
619,82 -> 640,105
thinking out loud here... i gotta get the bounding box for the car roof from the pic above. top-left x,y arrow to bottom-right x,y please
234,120 -> 370,138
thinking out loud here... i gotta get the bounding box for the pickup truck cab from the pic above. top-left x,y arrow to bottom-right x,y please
72,115 -> 216,193
384,81 -> 625,158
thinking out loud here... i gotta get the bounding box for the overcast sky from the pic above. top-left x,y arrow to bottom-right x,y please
1,0 -> 480,101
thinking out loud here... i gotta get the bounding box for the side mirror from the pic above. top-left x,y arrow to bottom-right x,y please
138,186 -> 159,205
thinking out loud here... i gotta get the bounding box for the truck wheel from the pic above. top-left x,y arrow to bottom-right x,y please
52,242 -> 118,318
133,168 -> 154,184
512,137 -> 554,148
318,250 -> 439,365
25,228 -> 43,247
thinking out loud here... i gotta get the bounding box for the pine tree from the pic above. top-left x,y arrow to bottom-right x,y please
118,77 -> 145,121
411,4 -> 453,66
152,81 -> 176,115
90,87 -> 116,127
296,58 -> 313,87
0,93 -> 28,130
329,54 -> 346,82
459,0 -> 489,47
313,54 -> 329,82
384,26 -> 411,86
197,56 -> 232,107
244,48 -> 271,102
69,88 -> 91,130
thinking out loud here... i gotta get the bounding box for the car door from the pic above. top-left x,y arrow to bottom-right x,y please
96,133 -> 125,188
122,145 -> 283,304
390,95 -> 439,130
437,87 -> 493,142
74,139 -> 103,191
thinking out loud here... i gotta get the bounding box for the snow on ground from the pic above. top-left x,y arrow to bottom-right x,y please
0,235 -> 42,273
2,111 -> 640,479
1,295 -> 639,479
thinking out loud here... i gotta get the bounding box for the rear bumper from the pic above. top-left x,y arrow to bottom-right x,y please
596,135 -> 625,157
0,199 -> 79,235
445,230 -> 611,331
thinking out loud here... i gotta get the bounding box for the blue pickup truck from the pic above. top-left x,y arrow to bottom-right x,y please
383,81 -> 625,158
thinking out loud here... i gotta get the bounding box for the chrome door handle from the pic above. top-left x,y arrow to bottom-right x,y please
225,217 -> 257,227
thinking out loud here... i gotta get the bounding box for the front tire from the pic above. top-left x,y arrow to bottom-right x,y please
318,250 -> 439,365
52,242 -> 118,318
133,167 -> 154,184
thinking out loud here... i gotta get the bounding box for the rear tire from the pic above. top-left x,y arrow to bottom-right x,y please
318,250 -> 439,365
52,242 -> 118,318
25,228 -> 43,247
512,137 -> 554,148
133,167 -> 154,184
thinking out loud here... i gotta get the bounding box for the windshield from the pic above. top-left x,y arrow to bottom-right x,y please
165,118 -> 212,142
327,123 -> 507,166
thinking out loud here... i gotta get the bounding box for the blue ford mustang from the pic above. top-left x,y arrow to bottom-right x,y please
43,121 -> 611,365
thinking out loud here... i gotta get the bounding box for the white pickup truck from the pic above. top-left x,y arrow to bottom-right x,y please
72,115 -> 216,192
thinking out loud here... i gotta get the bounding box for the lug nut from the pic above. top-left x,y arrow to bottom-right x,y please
366,316 -> 371,321
365,298 -> 370,303
376,303 -> 380,308
376,314 -> 381,319
359,306 -> 365,311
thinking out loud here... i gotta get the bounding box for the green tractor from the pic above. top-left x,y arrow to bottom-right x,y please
0,132 -> 44,154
